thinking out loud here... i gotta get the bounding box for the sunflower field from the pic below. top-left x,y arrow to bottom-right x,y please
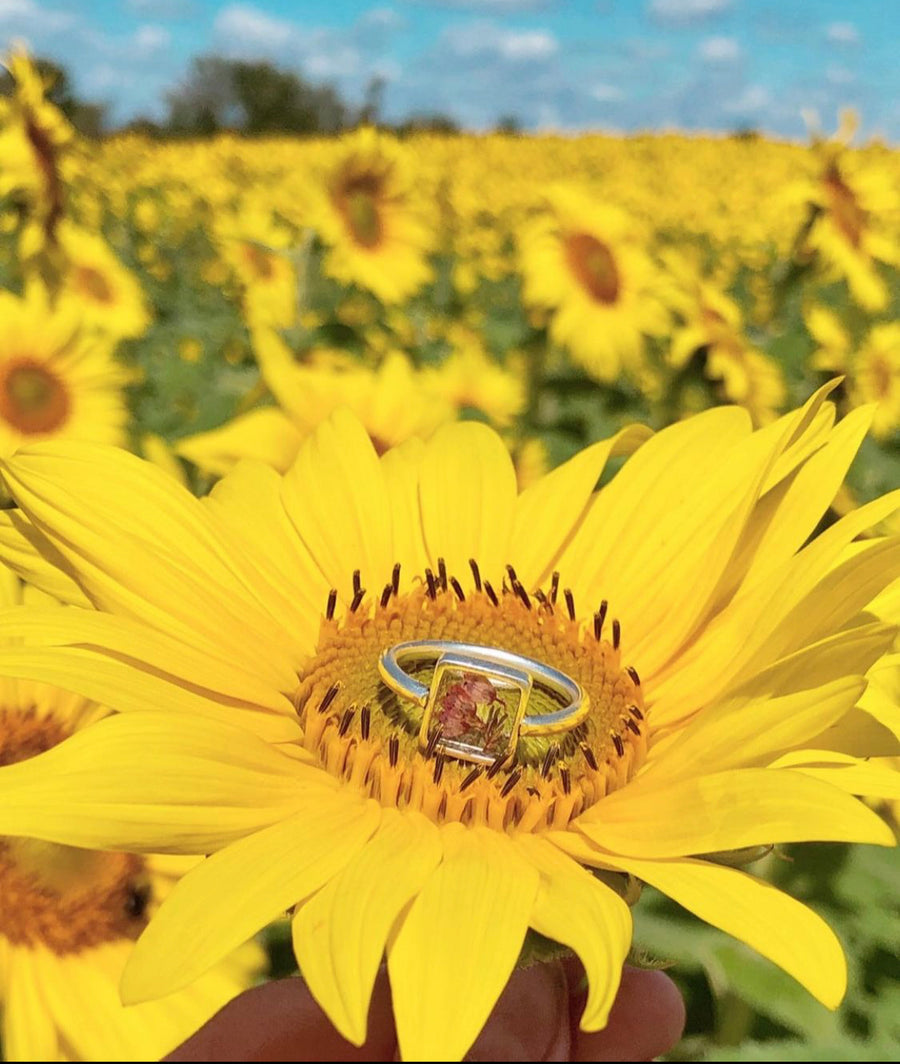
0,49 -> 898,1062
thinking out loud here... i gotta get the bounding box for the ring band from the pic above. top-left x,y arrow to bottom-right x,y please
378,640 -> 589,765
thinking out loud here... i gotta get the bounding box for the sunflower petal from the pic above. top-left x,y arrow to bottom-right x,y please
4,948 -> 58,1061
293,809 -> 442,1045
0,442 -> 299,690
388,823 -> 538,1062
123,797 -> 381,1002
576,768 -> 895,857
175,407 -> 303,477
381,439 -> 430,583
510,425 -> 651,590
596,853 -> 847,1010
0,713 -> 315,852
514,834 -> 631,1031
418,422 -> 518,589
281,408 -> 393,602
0,510 -> 89,606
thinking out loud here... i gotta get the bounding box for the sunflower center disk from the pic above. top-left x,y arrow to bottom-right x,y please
565,232 -> 621,304
294,563 -> 647,832
336,174 -> 386,249
0,709 -> 152,954
76,265 -> 114,303
0,360 -> 70,434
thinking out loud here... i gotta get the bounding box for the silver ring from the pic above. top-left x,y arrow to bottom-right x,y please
378,640 -> 589,765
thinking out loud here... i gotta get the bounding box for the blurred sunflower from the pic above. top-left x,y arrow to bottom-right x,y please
666,266 -> 785,425
175,332 -> 455,476
807,308 -> 900,440
0,284 -> 130,454
214,204 -> 299,329
55,223 -> 150,341
425,327 -> 525,429
0,49 -> 72,242
314,128 -> 434,304
793,113 -> 899,311
0,388 -> 896,1060
0,571 -> 263,1061
519,186 -> 668,382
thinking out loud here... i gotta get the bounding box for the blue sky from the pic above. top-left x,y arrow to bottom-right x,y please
1,0 -> 897,138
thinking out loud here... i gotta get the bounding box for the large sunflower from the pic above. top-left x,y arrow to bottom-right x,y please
0,284 -> 130,454
314,128 -> 434,304
519,186 -> 668,382
0,572 -> 263,1061
0,392 -> 896,1060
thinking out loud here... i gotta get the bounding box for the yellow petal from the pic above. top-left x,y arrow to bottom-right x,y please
557,406 -> 750,600
642,676 -> 867,785
509,425 -> 651,590
293,809 -> 442,1045
418,422 -> 518,589
388,823 -> 538,1062
0,442 -> 299,691
381,439 -> 430,583
768,753 -> 900,799
4,948 -> 58,1061
513,834 -> 631,1031
205,459 -> 330,659
123,796 -> 381,1002
175,406 -> 304,477
576,768 -> 895,857
597,853 -> 847,1010
281,408 -> 393,602
651,495 -> 900,726
0,509 -> 89,606
0,712 -> 315,852
735,405 -> 873,594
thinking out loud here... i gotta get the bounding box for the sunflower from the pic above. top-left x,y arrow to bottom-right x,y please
0,571 -> 263,1061
0,49 -> 73,242
175,331 -> 456,477
519,186 -> 668,382
0,392 -> 896,1060
54,223 -> 150,341
0,283 -> 130,455
213,204 -> 299,329
851,324 -> 900,441
424,326 -> 525,429
806,310 -> 900,440
314,128 -> 434,304
791,116 -> 899,312
666,269 -> 785,425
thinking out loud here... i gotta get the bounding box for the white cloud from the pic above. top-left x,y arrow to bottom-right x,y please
698,35 -> 740,62
214,4 -> 295,50
133,24 -> 171,55
591,82 -> 625,102
723,83 -> 770,113
648,0 -> 731,24
0,0 -> 73,31
826,22 -> 860,46
443,21 -> 558,61
825,65 -> 854,86
409,0 -> 552,10
125,0 -> 190,15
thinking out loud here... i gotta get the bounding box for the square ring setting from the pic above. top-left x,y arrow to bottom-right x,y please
418,651 -> 533,766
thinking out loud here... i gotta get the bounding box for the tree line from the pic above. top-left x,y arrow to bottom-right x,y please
0,55 -> 494,138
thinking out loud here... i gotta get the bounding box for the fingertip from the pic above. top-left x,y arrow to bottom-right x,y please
165,971 -> 396,1062
571,966 -> 685,1062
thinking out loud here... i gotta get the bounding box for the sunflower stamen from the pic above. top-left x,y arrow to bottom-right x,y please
325,589 -> 337,620
612,619 -> 621,649
484,581 -> 499,606
450,576 -> 466,602
424,568 -> 437,600
626,665 -> 640,685
437,557 -> 448,591
469,558 -> 482,591
564,588 -> 576,621
499,768 -> 523,798
350,587 -> 366,612
391,562 -> 401,596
